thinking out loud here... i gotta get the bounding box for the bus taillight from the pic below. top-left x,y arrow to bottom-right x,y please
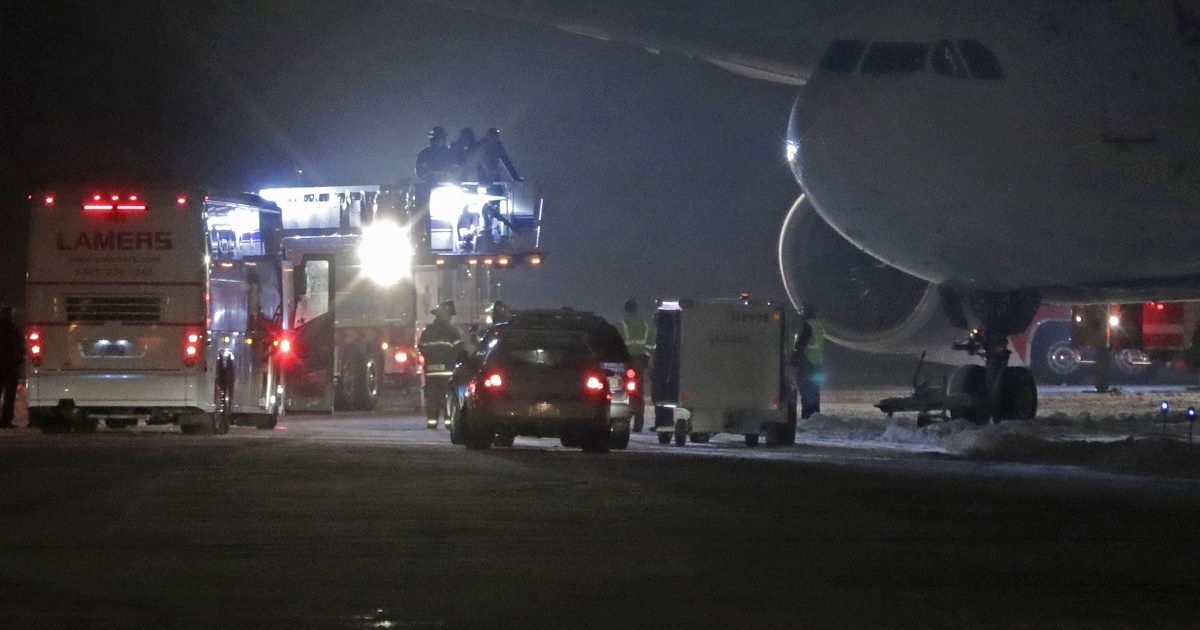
27,329 -> 42,367
184,331 -> 202,367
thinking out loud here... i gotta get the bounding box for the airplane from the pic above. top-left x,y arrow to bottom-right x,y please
422,0 -> 1200,421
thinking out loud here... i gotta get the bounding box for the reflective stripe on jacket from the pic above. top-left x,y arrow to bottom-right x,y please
620,315 -> 653,357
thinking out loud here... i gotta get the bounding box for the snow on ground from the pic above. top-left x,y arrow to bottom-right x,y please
804,386 -> 1200,478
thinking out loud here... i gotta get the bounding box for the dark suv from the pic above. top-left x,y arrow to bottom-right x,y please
504,310 -> 635,448
450,327 -> 612,451
447,309 -> 635,449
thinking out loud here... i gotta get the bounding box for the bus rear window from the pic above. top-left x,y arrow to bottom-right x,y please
860,42 -> 928,75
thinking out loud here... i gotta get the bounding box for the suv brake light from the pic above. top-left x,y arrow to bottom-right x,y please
585,374 -> 605,391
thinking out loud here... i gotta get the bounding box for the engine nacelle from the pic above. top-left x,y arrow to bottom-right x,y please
778,195 -> 969,357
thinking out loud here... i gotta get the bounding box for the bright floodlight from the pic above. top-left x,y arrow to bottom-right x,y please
1108,314 -> 1120,328
358,220 -> 411,286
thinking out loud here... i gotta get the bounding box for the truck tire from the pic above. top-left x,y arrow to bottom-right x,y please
353,356 -> 381,411
1112,349 -> 1160,384
1029,320 -> 1087,385
334,351 -> 363,411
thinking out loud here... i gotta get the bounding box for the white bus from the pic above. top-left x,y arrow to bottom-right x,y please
25,186 -> 286,434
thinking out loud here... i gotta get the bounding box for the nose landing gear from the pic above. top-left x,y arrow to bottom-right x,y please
876,290 -> 1039,424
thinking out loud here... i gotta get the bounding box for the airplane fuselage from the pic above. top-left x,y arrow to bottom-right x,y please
789,0 -> 1200,303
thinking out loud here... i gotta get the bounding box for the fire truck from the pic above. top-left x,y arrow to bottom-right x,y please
1015,302 -> 1200,387
259,180 -> 543,412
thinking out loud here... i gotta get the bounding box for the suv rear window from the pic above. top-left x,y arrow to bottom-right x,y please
506,312 -> 630,362
495,331 -> 593,367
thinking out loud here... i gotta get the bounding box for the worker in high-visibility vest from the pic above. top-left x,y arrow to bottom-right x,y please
790,304 -> 825,419
619,298 -> 653,431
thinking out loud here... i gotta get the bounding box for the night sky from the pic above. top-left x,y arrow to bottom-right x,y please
1,1 -> 800,321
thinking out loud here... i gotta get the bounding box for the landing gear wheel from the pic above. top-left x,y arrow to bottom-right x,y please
688,432 -> 711,443
673,417 -> 688,446
949,365 -> 991,425
991,366 -> 1037,421
744,433 -> 759,447
657,431 -> 671,445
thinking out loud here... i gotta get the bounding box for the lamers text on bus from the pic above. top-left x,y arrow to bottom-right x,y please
55,231 -> 173,251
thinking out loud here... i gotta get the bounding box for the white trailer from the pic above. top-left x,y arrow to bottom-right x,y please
25,187 -> 286,433
650,298 -> 799,447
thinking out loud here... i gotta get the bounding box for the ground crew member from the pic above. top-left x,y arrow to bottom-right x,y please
418,301 -> 467,429
619,298 -> 653,432
791,304 -> 825,419
0,306 -> 22,429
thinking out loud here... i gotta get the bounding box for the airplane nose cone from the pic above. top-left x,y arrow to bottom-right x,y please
785,93 -> 805,186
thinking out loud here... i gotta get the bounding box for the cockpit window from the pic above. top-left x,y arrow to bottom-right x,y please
860,42 -> 928,75
931,40 -> 969,78
957,39 -> 1005,79
819,39 -> 866,74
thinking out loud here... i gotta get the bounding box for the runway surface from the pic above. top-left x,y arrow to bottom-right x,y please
2,391 -> 1199,628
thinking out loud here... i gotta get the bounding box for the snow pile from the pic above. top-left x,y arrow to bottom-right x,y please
796,398 -> 1200,478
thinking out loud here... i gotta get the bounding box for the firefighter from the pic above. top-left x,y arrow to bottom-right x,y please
476,127 -> 523,183
0,306 -> 21,429
619,298 -> 653,432
415,126 -> 456,183
791,304 -> 825,419
418,301 -> 467,429
451,127 -> 478,182
486,300 -> 513,325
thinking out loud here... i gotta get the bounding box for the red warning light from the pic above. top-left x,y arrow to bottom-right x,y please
43,196 -> 55,205
177,196 -> 187,206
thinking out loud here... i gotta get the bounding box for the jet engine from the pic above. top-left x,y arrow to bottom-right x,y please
779,195 -> 969,357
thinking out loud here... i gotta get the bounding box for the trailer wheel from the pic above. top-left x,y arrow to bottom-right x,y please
744,433 -> 759,447
610,421 -> 630,450
493,431 -> 516,447
656,431 -> 671,445
673,418 -> 688,446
